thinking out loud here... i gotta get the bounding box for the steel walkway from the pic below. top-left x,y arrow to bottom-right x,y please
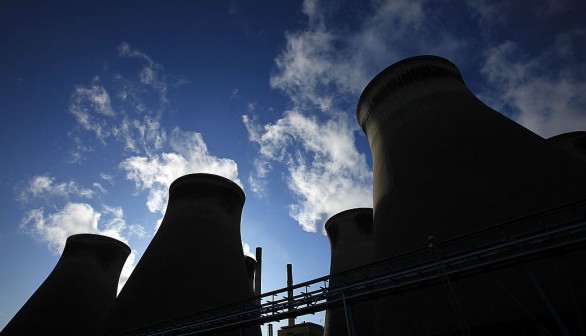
112,199 -> 586,336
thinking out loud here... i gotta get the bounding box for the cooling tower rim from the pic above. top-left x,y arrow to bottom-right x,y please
169,173 -> 245,204
547,130 -> 586,142
356,55 -> 464,134
66,233 -> 131,255
324,207 -> 373,232
244,255 -> 257,264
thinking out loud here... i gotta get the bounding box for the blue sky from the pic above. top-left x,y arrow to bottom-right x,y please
1,0 -> 585,333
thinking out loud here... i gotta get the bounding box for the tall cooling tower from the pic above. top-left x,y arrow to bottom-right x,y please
548,131 -> 586,162
357,56 -> 586,335
1,234 -> 130,336
100,174 -> 260,336
323,208 -> 374,336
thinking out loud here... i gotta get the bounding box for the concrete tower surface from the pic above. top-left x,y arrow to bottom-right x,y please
323,208 -> 374,336
548,131 -> 586,162
100,174 -> 260,336
1,234 -> 130,336
357,55 -> 586,335
244,255 -> 257,293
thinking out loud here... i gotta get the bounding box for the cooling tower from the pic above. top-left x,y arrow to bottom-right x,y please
323,208 -> 374,336
99,174 -> 260,336
1,234 -> 130,336
245,256 -> 257,293
357,56 -> 586,335
548,131 -> 586,162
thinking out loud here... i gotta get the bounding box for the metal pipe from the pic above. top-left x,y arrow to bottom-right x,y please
255,247 -> 262,296
287,263 -> 294,327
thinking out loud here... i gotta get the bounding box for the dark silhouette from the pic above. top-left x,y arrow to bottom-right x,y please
99,173 -> 260,336
357,55 -> 586,335
323,208 -> 374,336
1,234 -> 130,336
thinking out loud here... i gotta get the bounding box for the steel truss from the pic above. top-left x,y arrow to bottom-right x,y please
113,199 -> 586,336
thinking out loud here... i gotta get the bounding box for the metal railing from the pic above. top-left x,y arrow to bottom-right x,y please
114,199 -> 586,336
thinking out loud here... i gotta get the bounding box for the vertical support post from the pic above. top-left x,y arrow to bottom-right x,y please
342,293 -> 356,336
268,323 -> 273,336
287,263 -> 295,327
255,247 -> 262,296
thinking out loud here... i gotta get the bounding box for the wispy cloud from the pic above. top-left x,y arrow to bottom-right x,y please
120,127 -> 241,216
67,42 -> 242,220
20,175 -> 95,201
69,81 -> 116,142
118,42 -> 168,104
244,110 -> 371,233
20,203 -> 128,253
20,176 -> 139,289
68,42 -> 171,160
245,0 -> 451,232
480,37 -> 586,138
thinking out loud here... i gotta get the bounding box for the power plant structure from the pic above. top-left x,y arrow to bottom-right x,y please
1,234 -> 130,335
323,208 -> 374,336
245,255 -> 258,294
99,173 -> 261,336
357,55 -> 586,335
278,322 -> 324,336
3,55 -> 586,336
548,131 -> 586,163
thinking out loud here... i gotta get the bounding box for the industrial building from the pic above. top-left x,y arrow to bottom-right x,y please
278,322 -> 324,336
2,55 -> 585,336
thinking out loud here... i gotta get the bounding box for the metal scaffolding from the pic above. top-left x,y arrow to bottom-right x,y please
112,199 -> 586,336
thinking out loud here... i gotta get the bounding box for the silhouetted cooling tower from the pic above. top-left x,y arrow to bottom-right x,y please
357,55 -> 586,335
548,131 -> 586,162
323,208 -> 374,336
1,234 -> 130,336
245,255 -> 257,293
99,174 -> 260,336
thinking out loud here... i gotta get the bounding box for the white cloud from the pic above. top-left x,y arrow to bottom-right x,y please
121,127 -> 241,215
21,203 -> 102,253
118,42 -> 168,104
100,173 -> 113,182
20,202 -> 138,290
21,175 -> 95,201
69,83 -> 115,141
242,242 -> 255,259
481,40 -> 586,138
93,182 -> 107,194
270,0 -> 463,114
19,203 -> 136,253
67,43 -> 241,221
244,111 -> 371,232
69,43 -> 171,161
